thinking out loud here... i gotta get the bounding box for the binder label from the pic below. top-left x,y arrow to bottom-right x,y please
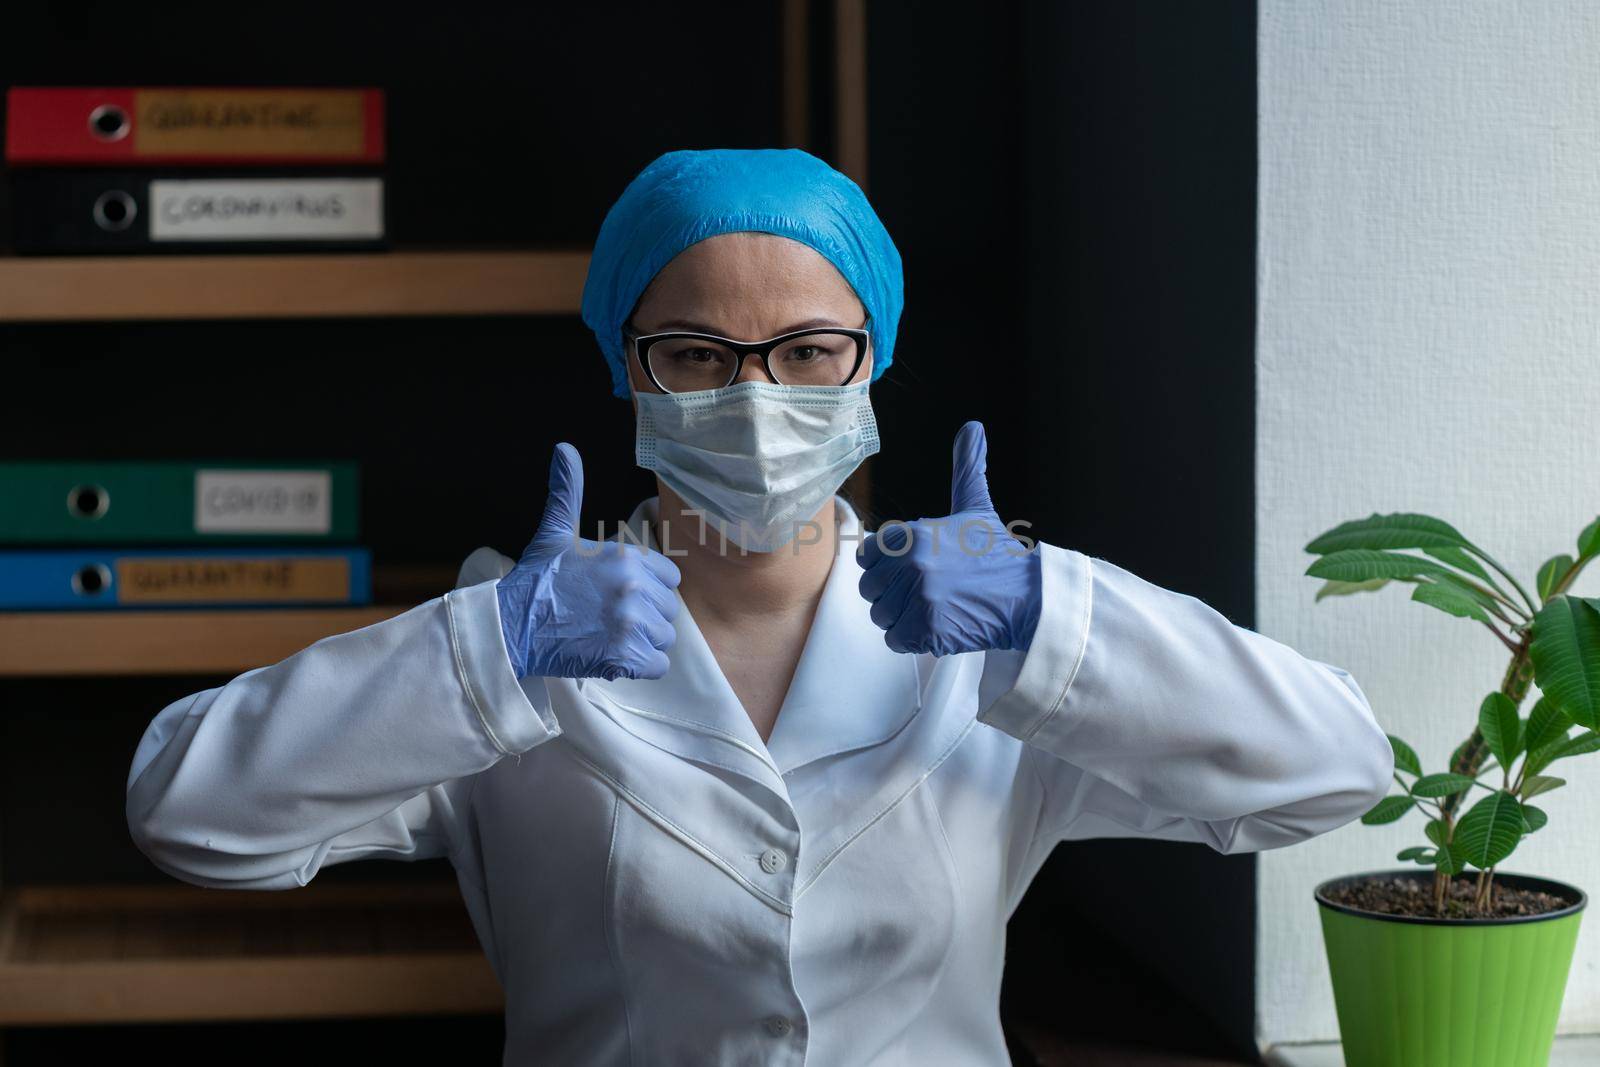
195,470 -> 333,534
115,556 -> 352,603
149,179 -> 383,240
135,89 -> 369,157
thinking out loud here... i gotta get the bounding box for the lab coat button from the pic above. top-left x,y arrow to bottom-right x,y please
764,1014 -> 793,1037
759,847 -> 787,874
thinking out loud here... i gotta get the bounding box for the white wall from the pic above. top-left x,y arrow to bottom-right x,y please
1256,0 -> 1600,1047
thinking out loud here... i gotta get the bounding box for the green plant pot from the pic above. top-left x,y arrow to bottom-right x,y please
1315,869 -> 1586,1067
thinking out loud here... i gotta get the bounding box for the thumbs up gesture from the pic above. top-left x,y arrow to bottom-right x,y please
496,443 -> 682,681
857,422 -> 1042,656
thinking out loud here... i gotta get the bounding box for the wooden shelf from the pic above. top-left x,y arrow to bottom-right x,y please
0,881 -> 503,1025
0,248 -> 590,322
0,606 -> 408,677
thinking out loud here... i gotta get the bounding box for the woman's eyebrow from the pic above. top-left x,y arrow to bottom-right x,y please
649,317 -> 848,336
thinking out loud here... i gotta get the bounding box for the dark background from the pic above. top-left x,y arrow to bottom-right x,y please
0,1 -> 1258,1062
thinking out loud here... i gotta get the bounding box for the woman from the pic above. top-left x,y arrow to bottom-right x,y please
126,148 -> 1393,1065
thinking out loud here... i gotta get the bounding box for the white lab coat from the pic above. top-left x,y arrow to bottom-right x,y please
126,496 -> 1392,1066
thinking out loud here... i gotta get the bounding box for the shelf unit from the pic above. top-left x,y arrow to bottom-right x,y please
0,607 -> 406,677
0,881 -> 502,1025
1,0 -> 870,1046
0,248 -> 589,322
0,566 -> 459,677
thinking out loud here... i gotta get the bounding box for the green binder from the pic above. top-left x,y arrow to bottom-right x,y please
0,461 -> 359,544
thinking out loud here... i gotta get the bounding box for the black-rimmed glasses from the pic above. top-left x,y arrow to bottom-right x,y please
625,323 -> 871,393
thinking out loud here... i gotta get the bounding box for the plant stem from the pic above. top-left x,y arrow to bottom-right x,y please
1478,598 -> 1521,631
1430,808 -> 1455,913
1412,545 -> 1579,915
1437,574 -> 1527,622
1480,619 -> 1521,655
1435,636 -> 1534,913
1433,588 -> 1542,915
1442,641 -> 1535,822
1475,570 -> 1522,611
1463,546 -> 1540,616
1474,867 -> 1497,913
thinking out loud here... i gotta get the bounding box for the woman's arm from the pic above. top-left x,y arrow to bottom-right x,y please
130,441 -> 678,893
976,543 -> 1394,854
125,575 -> 560,890
856,421 -> 1392,853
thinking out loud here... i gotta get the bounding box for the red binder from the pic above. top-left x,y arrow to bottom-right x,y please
5,87 -> 386,165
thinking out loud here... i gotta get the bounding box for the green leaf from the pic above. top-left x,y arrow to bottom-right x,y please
1528,596 -> 1600,729
1520,775 -> 1565,800
1424,818 -> 1447,846
1410,580 -> 1494,624
1388,734 -> 1422,777
1397,846 -> 1432,862
1579,517 -> 1600,560
1435,841 -> 1465,875
1391,537 -> 1506,606
1554,730 -> 1600,760
1422,545 -> 1494,582
1453,792 -> 1524,869
1433,570 -> 1512,613
1524,696 -> 1574,752
1478,692 -> 1523,766
1307,549 -> 1459,585
1314,578 -> 1391,602
1525,740 -> 1560,777
1524,740 -> 1558,777
1538,555 -> 1575,602
1361,795 -> 1416,825
1523,805 -> 1548,833
1526,730 -> 1600,777
1411,773 -> 1475,797
1304,513 -> 1472,555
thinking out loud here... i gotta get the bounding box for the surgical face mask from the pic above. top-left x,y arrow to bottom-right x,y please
635,379 -> 880,552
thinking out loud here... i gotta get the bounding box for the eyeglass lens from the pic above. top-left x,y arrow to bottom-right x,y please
645,332 -> 862,392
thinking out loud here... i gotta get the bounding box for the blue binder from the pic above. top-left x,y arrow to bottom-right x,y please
0,547 -> 372,610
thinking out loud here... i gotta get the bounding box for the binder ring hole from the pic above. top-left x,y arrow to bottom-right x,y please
92,190 -> 137,233
67,484 -> 110,520
72,563 -> 113,598
88,104 -> 131,142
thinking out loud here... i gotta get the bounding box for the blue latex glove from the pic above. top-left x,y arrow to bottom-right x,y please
857,421 -> 1042,656
496,443 -> 682,681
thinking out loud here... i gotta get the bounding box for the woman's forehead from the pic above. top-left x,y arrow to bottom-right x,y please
635,233 -> 864,322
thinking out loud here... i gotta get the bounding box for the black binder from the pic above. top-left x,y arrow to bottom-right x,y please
9,169 -> 388,254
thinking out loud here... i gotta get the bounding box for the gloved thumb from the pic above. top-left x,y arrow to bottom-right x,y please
949,421 -> 995,514
534,442 -> 585,545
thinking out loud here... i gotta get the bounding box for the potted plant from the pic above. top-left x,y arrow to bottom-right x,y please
1303,512 -> 1598,1067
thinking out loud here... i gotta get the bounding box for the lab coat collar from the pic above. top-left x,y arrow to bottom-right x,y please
586,495 -> 923,783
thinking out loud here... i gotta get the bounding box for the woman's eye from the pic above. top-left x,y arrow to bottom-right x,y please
784,346 -> 822,362
675,347 -> 721,364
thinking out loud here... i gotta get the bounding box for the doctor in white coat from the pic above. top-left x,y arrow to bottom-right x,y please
126,148 -> 1393,1066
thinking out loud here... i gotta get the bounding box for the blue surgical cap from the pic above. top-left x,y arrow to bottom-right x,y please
581,147 -> 904,399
